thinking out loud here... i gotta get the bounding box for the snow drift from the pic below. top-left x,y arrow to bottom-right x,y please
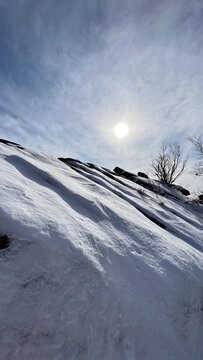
0,140 -> 202,360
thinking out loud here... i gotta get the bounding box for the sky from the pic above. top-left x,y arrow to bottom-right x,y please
0,0 -> 202,191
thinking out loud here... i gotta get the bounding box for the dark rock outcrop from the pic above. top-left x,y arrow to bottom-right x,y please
137,172 -> 149,179
198,194 -> 203,204
136,179 -> 154,191
0,235 -> 10,250
172,185 -> 190,196
113,167 -> 136,181
0,139 -> 24,150
58,157 -> 83,165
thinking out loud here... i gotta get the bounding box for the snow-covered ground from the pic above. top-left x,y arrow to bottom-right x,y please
0,141 -> 202,360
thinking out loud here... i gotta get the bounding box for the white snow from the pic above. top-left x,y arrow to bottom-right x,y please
0,142 -> 202,360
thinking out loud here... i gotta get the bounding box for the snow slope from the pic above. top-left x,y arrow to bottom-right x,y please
0,141 -> 202,360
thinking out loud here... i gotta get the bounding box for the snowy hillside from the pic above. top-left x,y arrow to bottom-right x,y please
0,140 -> 202,360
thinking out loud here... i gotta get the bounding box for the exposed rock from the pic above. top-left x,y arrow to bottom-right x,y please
0,235 -> 10,250
172,185 -> 190,196
137,172 -> 149,179
113,167 -> 124,175
58,157 -> 83,165
114,167 -> 156,192
0,139 -> 24,150
198,194 -> 203,204
135,179 -> 154,191
113,167 -> 136,180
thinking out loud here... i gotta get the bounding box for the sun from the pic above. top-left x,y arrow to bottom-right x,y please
114,123 -> 129,138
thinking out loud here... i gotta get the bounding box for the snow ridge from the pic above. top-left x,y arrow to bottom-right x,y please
0,141 -> 203,360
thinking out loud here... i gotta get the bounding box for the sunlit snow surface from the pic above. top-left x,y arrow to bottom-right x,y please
0,142 -> 202,360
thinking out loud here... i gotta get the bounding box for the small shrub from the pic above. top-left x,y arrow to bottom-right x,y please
151,141 -> 188,185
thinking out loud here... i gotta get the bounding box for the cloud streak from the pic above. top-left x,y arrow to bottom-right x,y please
0,0 -> 202,189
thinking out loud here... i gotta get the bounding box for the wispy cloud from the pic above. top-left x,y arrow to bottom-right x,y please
0,0 -> 202,189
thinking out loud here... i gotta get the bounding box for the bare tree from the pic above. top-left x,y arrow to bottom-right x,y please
152,141 -> 188,185
187,134 -> 203,176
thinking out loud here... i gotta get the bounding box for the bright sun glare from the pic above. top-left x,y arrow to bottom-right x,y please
114,123 -> 129,138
